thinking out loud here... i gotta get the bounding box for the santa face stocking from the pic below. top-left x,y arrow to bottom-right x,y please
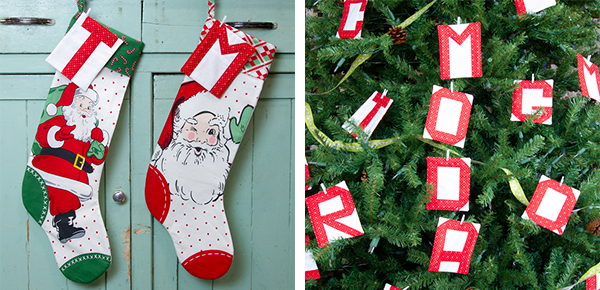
144,2 -> 276,280
21,6 -> 144,284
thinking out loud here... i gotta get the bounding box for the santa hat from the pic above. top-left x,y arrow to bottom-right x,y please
56,83 -> 99,107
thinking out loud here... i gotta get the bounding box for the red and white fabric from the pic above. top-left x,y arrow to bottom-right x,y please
514,0 -> 556,16
46,11 -> 123,90
587,274 -> 600,290
423,85 -> 473,148
305,235 -> 320,280
521,175 -> 580,235
305,181 -> 364,248
429,217 -> 480,275
383,284 -> 402,290
181,20 -> 255,98
578,53 -> 600,102
426,157 -> 471,212
511,79 -> 553,125
438,22 -> 482,80
342,91 -> 393,139
336,0 -> 368,39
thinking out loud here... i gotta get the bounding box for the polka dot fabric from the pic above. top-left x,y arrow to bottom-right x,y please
423,85 -> 473,148
511,79 -> 553,124
336,0 -> 368,39
305,181 -> 364,248
426,157 -> 471,212
305,235 -> 320,280
514,0 -> 557,16
428,217 -> 480,275
577,53 -> 600,102
144,15 -> 276,280
521,175 -> 580,235
586,274 -> 599,290
384,283 -> 402,290
438,22 -> 482,80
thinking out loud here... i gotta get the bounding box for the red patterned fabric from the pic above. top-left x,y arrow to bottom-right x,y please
423,86 -> 473,148
438,22 -> 482,80
336,0 -> 368,39
429,218 -> 480,275
426,157 -> 471,212
578,53 -> 600,102
511,80 -> 553,124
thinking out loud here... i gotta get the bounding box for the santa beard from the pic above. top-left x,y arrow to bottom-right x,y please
155,134 -> 230,205
62,104 -> 98,142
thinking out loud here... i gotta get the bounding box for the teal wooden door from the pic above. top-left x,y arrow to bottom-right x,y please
0,0 -> 294,289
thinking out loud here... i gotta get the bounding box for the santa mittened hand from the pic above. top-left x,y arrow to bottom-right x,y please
21,10 -> 143,284
144,17 -> 276,280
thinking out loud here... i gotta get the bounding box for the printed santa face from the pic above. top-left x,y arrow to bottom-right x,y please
153,91 -> 231,205
426,157 -> 471,212
336,0 -> 368,39
423,85 -> 473,148
438,22 -> 482,80
578,53 -> 600,102
429,217 -> 480,275
305,181 -> 364,248
514,0 -> 556,16
511,79 -> 553,125
522,175 -> 580,235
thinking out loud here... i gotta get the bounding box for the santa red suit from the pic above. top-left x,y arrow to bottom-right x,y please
32,85 -> 107,216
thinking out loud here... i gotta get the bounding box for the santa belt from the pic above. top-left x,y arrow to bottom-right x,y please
39,147 -> 93,173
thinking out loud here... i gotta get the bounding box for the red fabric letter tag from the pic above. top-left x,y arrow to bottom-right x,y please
514,0 -> 556,16
522,175 -> 580,235
438,22 -> 482,80
429,217 -> 480,275
426,157 -> 471,212
305,181 -> 364,248
578,53 -> 600,102
46,11 -> 122,90
342,91 -> 393,139
336,0 -> 368,39
587,274 -> 599,290
423,86 -> 473,148
305,235 -> 320,280
383,284 -> 401,290
181,20 -> 255,98
511,79 -> 553,125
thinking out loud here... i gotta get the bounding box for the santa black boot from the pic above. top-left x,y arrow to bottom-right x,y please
53,210 -> 85,244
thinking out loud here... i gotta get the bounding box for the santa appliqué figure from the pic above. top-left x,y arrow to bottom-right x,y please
31,83 -> 108,243
151,82 -> 232,205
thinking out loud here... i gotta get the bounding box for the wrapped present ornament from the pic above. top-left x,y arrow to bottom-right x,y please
21,2 -> 144,283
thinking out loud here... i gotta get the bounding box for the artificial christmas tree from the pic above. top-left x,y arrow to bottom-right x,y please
306,0 -> 600,289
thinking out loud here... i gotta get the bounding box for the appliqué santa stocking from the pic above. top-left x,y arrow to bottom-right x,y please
21,3 -> 144,284
144,0 -> 276,280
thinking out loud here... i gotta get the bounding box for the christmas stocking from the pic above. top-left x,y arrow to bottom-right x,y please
21,3 -> 144,284
144,0 -> 276,280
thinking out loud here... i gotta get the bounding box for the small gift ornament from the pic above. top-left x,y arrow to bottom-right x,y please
423,85 -> 473,148
514,0 -> 556,16
429,217 -> 480,275
305,181 -> 364,248
438,19 -> 482,80
305,235 -> 320,280
426,156 -> 471,212
342,90 -> 393,139
511,77 -> 553,125
577,53 -> 600,102
522,175 -> 580,235
336,0 -> 368,39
